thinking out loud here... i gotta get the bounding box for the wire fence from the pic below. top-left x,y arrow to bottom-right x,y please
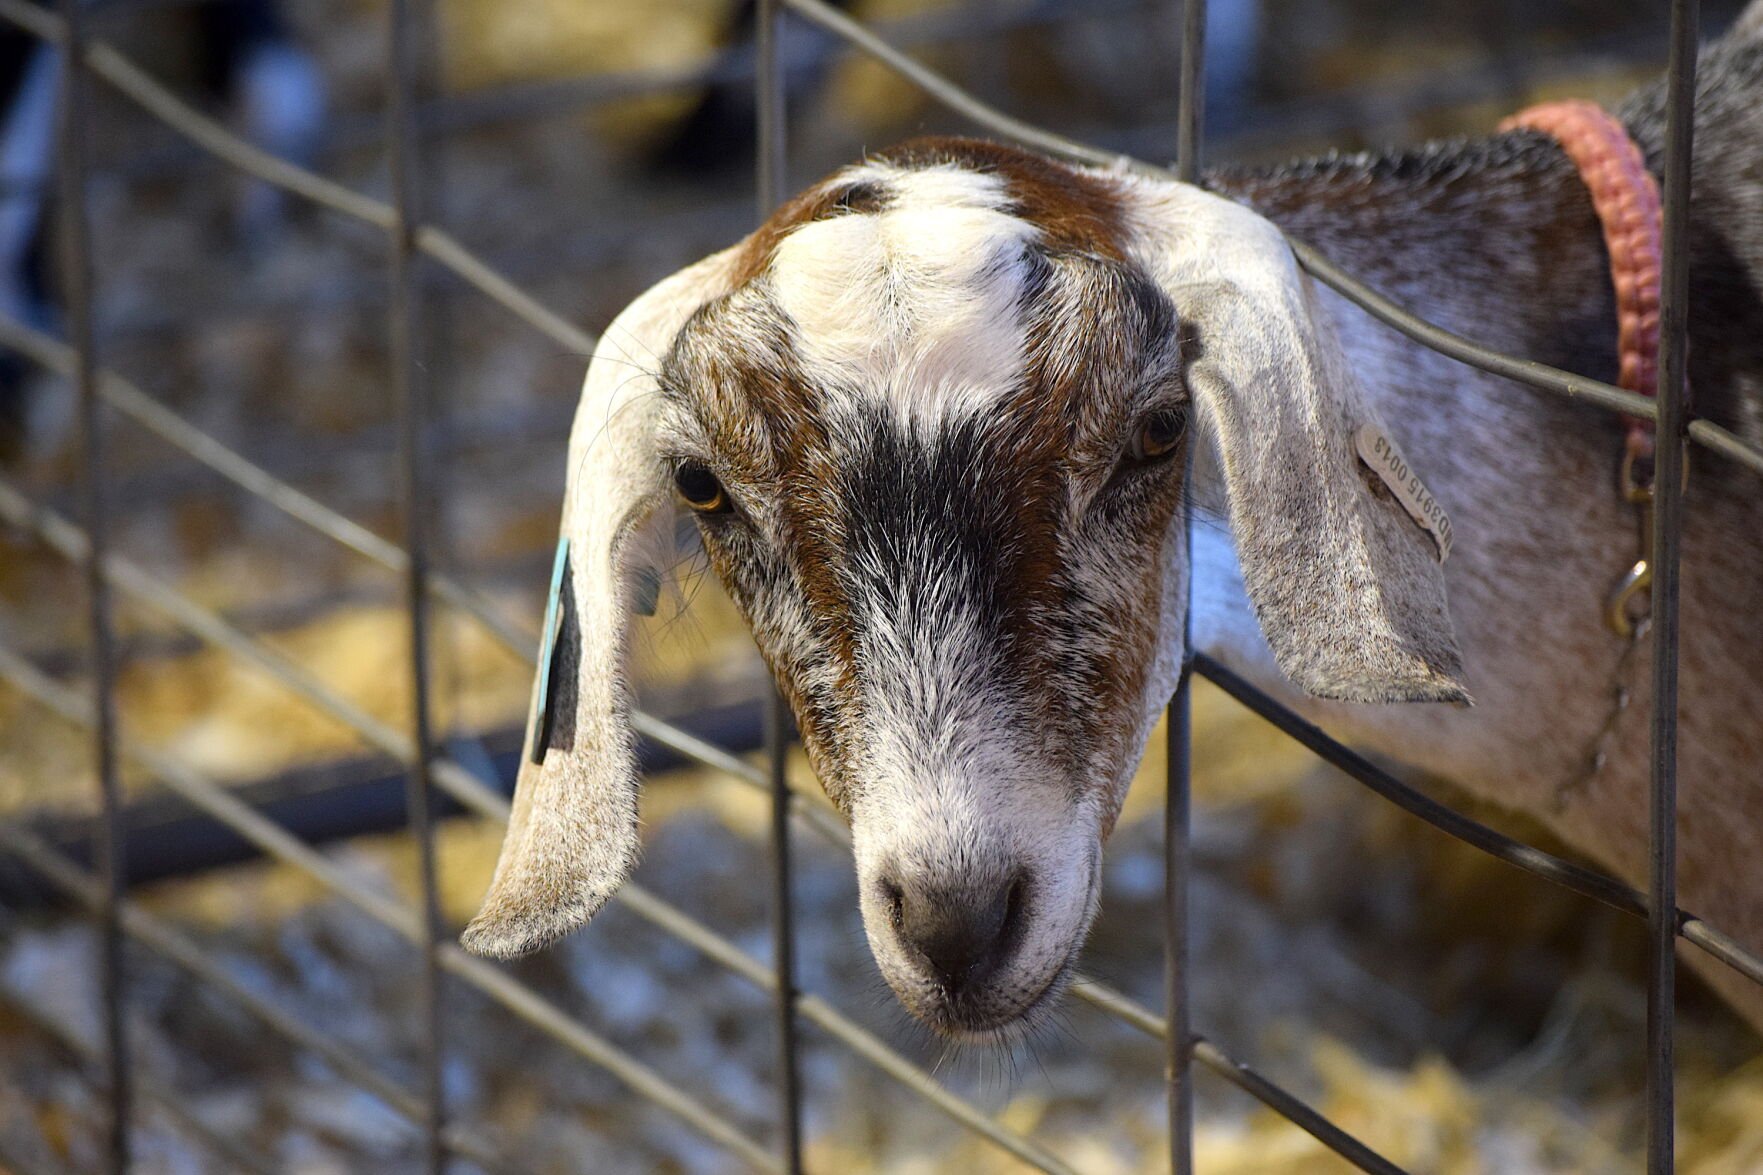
0,0 -> 1759,1171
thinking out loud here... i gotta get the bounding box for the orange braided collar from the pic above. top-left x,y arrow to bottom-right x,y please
1499,100 -> 1664,469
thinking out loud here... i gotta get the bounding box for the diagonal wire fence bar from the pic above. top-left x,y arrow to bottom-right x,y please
0,616 -> 1083,1174
774,0 -> 1763,481
0,0 -> 1752,1169
6,0 -> 1756,474
1191,655 -> 1763,986
0,641 -> 787,1174
0,0 -> 601,358
0,823 -> 510,1171
4,0 -> 1755,481
0,985 -> 277,1175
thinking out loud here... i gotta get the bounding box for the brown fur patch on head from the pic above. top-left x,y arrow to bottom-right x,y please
660,283 -> 868,804
873,137 -> 1128,258
1011,252 -> 1187,788
730,136 -> 1128,291
729,176 -> 896,287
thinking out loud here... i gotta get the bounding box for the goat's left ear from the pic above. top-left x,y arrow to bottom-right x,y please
460,251 -> 736,959
1142,187 -> 1469,703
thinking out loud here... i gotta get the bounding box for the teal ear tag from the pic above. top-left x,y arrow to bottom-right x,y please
528,536 -> 570,766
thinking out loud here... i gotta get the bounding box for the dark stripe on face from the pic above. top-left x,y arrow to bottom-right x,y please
667,154 -> 1183,813
835,408 -> 1062,682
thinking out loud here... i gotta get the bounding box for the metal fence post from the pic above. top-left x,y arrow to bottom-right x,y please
1648,0 -> 1697,1170
1176,0 -> 1207,187
1163,684 -> 1193,1175
386,0 -> 447,1168
52,1 -> 132,1168
1165,2 -> 1206,1172
757,3 -> 806,1171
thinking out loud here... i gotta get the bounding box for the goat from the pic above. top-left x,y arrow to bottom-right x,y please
462,9 -> 1763,1038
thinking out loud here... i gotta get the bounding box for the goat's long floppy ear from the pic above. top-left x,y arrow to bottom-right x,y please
461,251 -> 736,959
1142,187 -> 1469,703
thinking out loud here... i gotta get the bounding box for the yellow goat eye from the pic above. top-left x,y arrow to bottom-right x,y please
673,460 -> 729,513
1133,407 -> 1188,461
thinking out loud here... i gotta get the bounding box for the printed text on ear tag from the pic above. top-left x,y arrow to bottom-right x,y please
1355,424 -> 1453,563
528,536 -> 570,766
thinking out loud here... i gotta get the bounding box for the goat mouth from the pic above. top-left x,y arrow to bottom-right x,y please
916,955 -> 1077,1041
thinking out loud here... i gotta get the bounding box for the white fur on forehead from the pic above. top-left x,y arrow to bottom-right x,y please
769,163 -> 1039,425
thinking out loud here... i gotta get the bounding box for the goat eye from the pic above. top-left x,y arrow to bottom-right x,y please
673,460 -> 728,513
1132,408 -> 1187,461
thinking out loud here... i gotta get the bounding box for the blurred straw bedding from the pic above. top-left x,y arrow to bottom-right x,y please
1,0 -> 1760,1171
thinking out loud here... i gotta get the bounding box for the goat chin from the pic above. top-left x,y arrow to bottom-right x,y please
923,961 -> 1079,1045
877,932 -> 1084,1041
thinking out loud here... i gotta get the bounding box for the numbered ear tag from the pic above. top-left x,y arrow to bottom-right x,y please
528,536 -> 570,766
1355,424 -> 1453,563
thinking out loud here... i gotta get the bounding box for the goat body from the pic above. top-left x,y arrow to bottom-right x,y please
1201,21 -> 1763,1028
465,11 -> 1763,1035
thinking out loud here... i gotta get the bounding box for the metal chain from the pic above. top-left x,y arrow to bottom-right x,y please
1554,613 -> 1651,813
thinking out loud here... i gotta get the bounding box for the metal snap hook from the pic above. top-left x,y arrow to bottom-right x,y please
1606,555 -> 1653,638
1606,449 -> 1656,639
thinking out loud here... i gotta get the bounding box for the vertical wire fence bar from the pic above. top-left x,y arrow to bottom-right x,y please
1647,0 -> 1697,1169
1176,0 -> 1206,186
53,1 -> 132,1168
410,0 -> 466,789
1162,683 -> 1193,1175
756,2 -> 805,1170
386,0 -> 448,1167
1164,1 -> 1205,1172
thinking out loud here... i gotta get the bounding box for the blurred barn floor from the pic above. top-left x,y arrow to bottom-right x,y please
1,0 -> 1760,1171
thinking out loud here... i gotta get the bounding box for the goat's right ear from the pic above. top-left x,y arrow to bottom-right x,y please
1137,185 -> 1469,704
461,252 -> 735,959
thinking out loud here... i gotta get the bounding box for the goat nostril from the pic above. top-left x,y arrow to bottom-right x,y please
1003,875 -> 1027,939
880,878 -> 905,931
